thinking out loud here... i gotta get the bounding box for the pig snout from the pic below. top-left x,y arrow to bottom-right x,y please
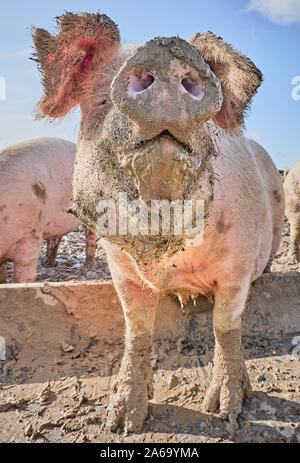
111,37 -> 223,143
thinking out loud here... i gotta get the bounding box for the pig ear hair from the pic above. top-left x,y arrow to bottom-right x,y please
188,31 -> 263,130
31,12 -> 120,119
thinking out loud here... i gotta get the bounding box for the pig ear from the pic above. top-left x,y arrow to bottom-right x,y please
188,31 -> 263,130
32,12 -> 120,118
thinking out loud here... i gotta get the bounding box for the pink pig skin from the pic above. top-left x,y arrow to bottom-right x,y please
0,137 -> 97,282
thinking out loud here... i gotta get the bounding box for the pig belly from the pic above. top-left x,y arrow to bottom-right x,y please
139,218 -> 271,299
0,195 -> 45,261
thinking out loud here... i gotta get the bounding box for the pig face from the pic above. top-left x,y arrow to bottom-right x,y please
32,13 -> 262,259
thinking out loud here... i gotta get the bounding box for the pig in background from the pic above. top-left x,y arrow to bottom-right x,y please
0,137 -> 97,283
32,13 -> 285,436
284,159 -> 300,262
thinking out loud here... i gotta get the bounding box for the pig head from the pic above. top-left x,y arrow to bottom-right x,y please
32,13 -> 284,435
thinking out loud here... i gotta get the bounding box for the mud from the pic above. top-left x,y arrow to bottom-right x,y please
0,332 -> 299,443
4,226 -> 110,284
0,221 -> 299,443
271,218 -> 300,273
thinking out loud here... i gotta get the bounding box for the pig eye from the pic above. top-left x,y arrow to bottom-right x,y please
181,76 -> 205,100
101,99 -> 107,105
75,56 -> 84,64
73,50 -> 86,65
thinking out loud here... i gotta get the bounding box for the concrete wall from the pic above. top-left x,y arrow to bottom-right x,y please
0,272 -> 299,346
0,273 -> 299,384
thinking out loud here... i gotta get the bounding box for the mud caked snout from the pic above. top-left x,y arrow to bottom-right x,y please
111,36 -> 223,144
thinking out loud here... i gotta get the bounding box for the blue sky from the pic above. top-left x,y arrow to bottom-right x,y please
0,0 -> 299,169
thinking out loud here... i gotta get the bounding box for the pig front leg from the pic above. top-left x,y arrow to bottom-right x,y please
106,279 -> 158,433
0,263 -> 6,283
45,237 -> 62,267
13,236 -> 43,283
104,252 -> 159,433
290,221 -> 300,262
85,229 -> 98,269
202,282 -> 252,435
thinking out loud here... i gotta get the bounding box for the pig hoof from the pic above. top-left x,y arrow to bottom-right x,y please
105,379 -> 149,433
85,257 -> 96,270
45,258 -> 55,267
202,375 -> 252,419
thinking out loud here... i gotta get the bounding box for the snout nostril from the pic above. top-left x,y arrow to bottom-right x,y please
128,71 -> 154,96
182,76 -> 205,100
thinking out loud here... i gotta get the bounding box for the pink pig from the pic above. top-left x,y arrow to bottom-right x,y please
0,137 -> 97,283
32,13 -> 285,435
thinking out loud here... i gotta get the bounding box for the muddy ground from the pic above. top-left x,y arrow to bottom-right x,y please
4,226 -> 110,284
0,221 -> 299,443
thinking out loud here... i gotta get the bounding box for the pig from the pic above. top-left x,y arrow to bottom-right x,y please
32,12 -> 285,434
0,137 -> 97,283
284,159 -> 300,262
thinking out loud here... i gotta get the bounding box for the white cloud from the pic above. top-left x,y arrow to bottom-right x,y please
0,47 -> 32,61
248,0 -> 300,24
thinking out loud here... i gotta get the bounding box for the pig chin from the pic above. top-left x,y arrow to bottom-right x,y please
85,131 -> 206,263
120,132 -> 201,202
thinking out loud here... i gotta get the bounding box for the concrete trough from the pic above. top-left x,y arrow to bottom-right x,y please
0,272 -> 299,385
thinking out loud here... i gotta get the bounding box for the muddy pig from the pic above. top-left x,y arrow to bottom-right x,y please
284,159 -> 300,262
32,13 -> 285,434
0,137 -> 97,282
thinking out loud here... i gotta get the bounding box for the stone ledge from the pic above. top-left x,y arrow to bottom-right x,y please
0,272 -> 299,347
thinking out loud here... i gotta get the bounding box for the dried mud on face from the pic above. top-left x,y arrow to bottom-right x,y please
0,222 -> 299,443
